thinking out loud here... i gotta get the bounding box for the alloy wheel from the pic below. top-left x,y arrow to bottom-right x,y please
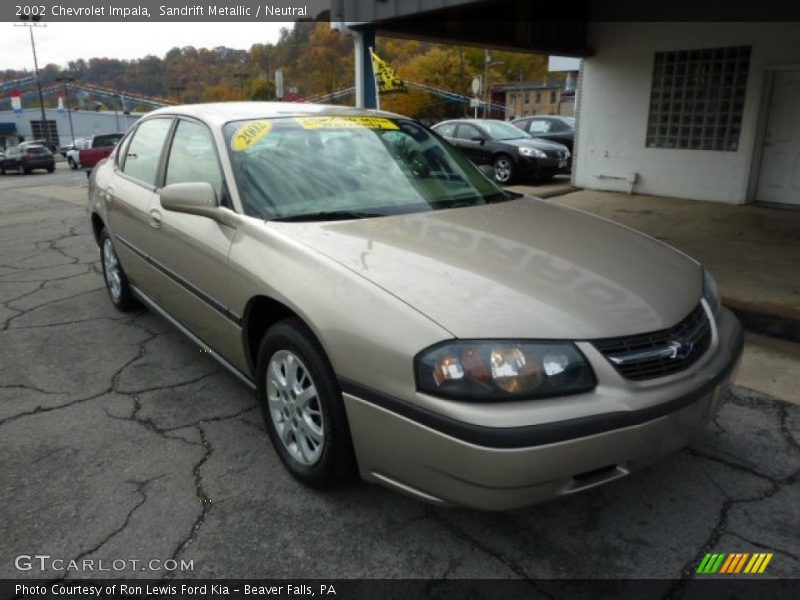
494,158 -> 512,183
102,238 -> 122,302
266,350 -> 325,466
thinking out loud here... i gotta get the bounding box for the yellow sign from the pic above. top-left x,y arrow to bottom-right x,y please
294,116 -> 399,130
370,51 -> 407,94
231,120 -> 273,151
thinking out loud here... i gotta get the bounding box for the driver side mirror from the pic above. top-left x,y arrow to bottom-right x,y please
159,182 -> 238,227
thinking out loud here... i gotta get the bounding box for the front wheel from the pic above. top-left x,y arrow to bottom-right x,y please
493,155 -> 515,185
256,319 -> 356,489
100,228 -> 138,311
68,157 -> 77,170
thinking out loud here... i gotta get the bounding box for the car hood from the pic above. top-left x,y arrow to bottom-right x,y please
272,197 -> 701,339
504,137 -> 568,152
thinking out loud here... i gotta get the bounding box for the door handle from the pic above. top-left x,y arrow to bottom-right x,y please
148,209 -> 163,228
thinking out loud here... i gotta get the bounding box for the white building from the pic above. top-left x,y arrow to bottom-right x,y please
574,22 -> 800,206
0,108 -> 141,150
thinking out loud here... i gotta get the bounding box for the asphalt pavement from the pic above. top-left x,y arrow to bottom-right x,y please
1,165 -> 798,583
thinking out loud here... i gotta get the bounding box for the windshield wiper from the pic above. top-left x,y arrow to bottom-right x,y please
269,210 -> 385,222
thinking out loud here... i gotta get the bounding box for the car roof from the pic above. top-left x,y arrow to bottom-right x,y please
143,102 -> 406,127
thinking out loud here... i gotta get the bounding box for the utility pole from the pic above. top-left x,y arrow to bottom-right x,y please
54,76 -> 76,145
15,16 -> 48,141
482,50 -> 504,119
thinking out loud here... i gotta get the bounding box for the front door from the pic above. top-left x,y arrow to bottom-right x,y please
147,117 -> 243,367
757,70 -> 800,205
455,123 -> 491,165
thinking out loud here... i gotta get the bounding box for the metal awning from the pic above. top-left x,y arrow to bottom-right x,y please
330,0 -> 592,57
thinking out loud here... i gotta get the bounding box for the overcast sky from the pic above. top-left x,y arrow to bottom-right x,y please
1,22 -> 288,71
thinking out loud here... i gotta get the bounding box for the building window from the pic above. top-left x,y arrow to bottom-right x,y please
550,91 -> 557,104
535,92 -> 542,104
646,45 -> 750,151
525,93 -> 530,104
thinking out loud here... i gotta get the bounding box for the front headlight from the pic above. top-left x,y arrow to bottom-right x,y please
703,268 -> 721,321
519,146 -> 547,158
416,341 -> 596,401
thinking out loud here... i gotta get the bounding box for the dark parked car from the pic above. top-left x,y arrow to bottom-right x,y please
432,119 -> 570,184
511,116 -> 575,153
0,144 -> 55,175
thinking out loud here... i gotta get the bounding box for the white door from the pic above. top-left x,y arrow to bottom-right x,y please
757,70 -> 800,205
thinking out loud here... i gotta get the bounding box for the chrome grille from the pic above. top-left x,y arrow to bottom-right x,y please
592,304 -> 711,381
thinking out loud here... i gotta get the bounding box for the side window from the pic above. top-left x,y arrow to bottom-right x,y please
436,123 -> 456,138
165,120 -> 223,199
115,134 -> 133,168
455,124 -> 481,140
121,118 -> 172,186
528,119 -> 551,134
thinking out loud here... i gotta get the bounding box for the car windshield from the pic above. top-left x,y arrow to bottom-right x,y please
224,115 -> 509,221
481,121 -> 531,141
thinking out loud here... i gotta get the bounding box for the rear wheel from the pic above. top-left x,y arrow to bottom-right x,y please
256,319 -> 356,489
493,154 -> 515,185
47,165 -> 55,173
100,228 -> 137,311
68,157 -> 77,170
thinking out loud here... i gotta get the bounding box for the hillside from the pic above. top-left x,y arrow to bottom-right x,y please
1,21 -> 553,119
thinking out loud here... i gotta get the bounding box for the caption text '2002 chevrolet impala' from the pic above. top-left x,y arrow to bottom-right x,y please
88,103 -> 743,510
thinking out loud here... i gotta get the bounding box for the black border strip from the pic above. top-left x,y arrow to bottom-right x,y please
115,234 -> 241,326
340,322 -> 744,449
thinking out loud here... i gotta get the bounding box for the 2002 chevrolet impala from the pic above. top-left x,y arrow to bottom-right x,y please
88,103 -> 743,510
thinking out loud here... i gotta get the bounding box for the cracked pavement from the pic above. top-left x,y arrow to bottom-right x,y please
1,167 -> 798,582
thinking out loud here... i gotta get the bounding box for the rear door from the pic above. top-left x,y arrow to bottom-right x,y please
106,117 -> 174,296
145,117 -> 242,363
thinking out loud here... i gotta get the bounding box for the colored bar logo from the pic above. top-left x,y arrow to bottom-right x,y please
696,552 -> 773,574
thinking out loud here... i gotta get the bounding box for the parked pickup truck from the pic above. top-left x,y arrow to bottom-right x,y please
78,133 -> 124,173
66,138 -> 91,170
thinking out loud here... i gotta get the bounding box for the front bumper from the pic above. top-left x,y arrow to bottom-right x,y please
516,155 -> 569,179
343,307 -> 743,510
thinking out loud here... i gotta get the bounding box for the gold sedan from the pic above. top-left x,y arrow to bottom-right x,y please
88,103 -> 743,510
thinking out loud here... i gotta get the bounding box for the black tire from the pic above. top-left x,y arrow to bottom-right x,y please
492,154 -> 515,185
68,157 -> 77,170
21,164 -> 30,175
99,228 -> 138,311
47,165 -> 55,173
0,166 -> 5,175
256,318 -> 356,489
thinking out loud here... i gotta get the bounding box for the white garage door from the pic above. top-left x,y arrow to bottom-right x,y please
757,70 -> 800,205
